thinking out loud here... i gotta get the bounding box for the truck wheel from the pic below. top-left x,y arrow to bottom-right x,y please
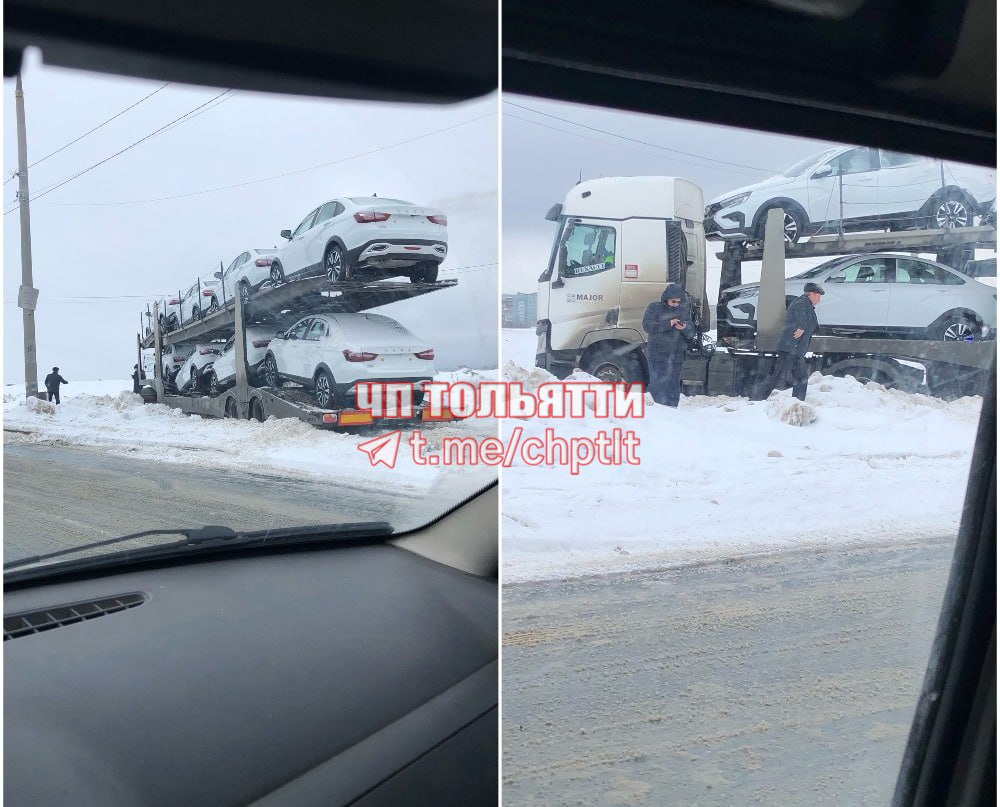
249,399 -> 265,422
582,344 -> 643,384
223,397 -> 238,418
410,262 -> 439,283
262,355 -> 280,387
325,244 -> 352,282
313,368 -> 340,408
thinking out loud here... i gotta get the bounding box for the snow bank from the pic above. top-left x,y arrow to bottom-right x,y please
500,330 -> 983,583
3,372 -> 498,495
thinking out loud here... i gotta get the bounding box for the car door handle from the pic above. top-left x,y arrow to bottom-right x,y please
869,288 -> 887,292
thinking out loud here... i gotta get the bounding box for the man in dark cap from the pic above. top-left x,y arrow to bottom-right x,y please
642,283 -> 692,407
132,364 -> 143,394
44,366 -> 69,404
755,282 -> 824,402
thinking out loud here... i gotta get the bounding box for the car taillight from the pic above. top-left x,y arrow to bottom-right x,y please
343,349 -> 379,362
199,348 -> 218,355
255,258 -> 273,266
354,211 -> 391,223
251,339 -> 271,348
173,356 -> 185,363
426,214 -> 447,225
202,289 -> 215,296
168,299 -> 180,305
414,349 -> 435,360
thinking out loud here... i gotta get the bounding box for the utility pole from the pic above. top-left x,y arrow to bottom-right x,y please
15,72 -> 39,399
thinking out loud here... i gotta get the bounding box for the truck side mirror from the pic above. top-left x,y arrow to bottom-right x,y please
280,229 -> 292,240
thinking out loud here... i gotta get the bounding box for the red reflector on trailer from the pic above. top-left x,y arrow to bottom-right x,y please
322,414 -> 338,424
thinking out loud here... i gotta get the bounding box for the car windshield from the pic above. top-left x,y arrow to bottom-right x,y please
502,91 -> 995,806
4,55 -> 498,574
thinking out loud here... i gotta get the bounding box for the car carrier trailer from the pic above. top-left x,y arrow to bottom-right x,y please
139,276 -> 459,427
534,176 -> 996,400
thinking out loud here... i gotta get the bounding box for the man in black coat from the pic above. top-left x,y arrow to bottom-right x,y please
756,282 -> 824,401
642,283 -> 691,407
44,366 -> 69,404
132,364 -> 142,394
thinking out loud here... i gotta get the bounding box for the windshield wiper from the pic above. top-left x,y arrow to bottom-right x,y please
4,522 -> 394,573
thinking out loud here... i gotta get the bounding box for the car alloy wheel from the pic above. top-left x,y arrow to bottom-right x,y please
209,372 -> 219,397
314,369 -> 337,408
207,297 -> 220,313
239,282 -> 252,305
325,245 -> 350,282
942,320 -> 978,342
935,197 -> 970,229
263,355 -> 279,387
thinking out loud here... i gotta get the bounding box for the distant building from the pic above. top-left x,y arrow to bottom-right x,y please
502,293 -> 537,328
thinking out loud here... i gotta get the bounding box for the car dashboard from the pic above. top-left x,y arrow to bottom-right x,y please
4,496 -> 498,806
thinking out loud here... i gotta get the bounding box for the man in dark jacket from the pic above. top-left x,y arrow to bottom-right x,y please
642,283 -> 691,407
756,282 -> 824,401
44,366 -> 69,404
132,364 -> 142,393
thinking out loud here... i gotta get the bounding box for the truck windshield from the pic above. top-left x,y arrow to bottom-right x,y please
557,222 -> 617,277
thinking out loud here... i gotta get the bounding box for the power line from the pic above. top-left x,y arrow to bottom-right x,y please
503,100 -> 777,175
505,113 -> 766,179
33,112 -> 497,208
4,90 -> 233,216
3,82 -> 171,186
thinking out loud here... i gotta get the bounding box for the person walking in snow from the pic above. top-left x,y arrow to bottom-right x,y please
642,283 -> 691,407
755,282 -> 824,402
44,366 -> 69,404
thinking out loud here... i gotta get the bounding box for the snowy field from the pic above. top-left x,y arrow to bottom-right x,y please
4,370 -> 498,499
501,329 -> 984,583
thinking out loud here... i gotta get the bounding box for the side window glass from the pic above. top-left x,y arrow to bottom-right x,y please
833,147 -> 878,175
316,202 -> 339,224
881,150 -> 920,169
305,320 -> 327,341
293,210 -> 318,238
290,319 -> 311,340
839,258 -> 891,283
897,259 -> 943,285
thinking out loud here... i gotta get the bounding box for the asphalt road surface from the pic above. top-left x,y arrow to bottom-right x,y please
502,539 -> 955,806
3,437 -> 420,563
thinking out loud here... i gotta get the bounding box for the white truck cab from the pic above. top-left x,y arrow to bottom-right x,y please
535,176 -> 707,383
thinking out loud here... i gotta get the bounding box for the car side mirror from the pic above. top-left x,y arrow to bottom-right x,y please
811,165 -> 833,179
213,271 -> 224,280
280,229 -> 292,240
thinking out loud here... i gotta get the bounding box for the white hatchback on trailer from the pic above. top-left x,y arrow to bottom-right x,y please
268,197 -> 448,286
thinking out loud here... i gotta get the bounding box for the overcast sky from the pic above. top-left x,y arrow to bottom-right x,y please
501,94 -> 842,294
4,50 -> 498,385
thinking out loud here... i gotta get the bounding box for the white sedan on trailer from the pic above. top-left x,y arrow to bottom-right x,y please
207,327 -> 276,395
261,313 -> 436,409
211,249 -> 279,307
174,342 -> 226,392
268,197 -> 447,286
